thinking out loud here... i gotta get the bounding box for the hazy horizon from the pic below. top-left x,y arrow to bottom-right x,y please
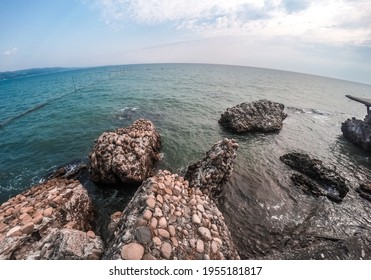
1,0 -> 371,84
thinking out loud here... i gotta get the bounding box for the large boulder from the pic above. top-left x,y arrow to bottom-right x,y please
341,114 -> 371,151
0,178 -> 103,259
219,99 -> 287,133
103,170 -> 240,260
89,119 -> 161,185
280,152 -> 349,203
185,138 -> 238,199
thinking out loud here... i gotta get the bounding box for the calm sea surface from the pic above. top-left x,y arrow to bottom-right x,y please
1,63 -> 371,258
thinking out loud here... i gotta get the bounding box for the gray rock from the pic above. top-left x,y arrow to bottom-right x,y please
219,99 -> 287,133
135,226 -> 152,245
280,152 -> 349,203
185,138 -> 238,200
341,115 -> 371,151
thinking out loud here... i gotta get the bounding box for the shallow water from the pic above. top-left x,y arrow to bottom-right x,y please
1,63 -> 371,258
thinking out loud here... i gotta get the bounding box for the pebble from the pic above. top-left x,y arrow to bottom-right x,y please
158,229 -> 170,239
143,209 -> 152,220
150,217 -> 158,229
6,226 -> 22,237
87,231 -> 96,239
161,242 -> 172,259
168,225 -> 176,237
146,197 -> 156,209
154,207 -> 163,217
20,222 -> 34,235
135,226 -> 152,245
158,217 -> 167,228
121,243 -> 144,260
196,204 -> 205,212
196,239 -> 205,253
153,236 -> 162,247
43,208 -> 53,218
198,227 -> 212,241
192,214 -> 201,225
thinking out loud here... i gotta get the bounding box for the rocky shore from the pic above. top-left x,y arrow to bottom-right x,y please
0,179 -> 103,259
3,96 -> 371,260
0,119 -> 240,260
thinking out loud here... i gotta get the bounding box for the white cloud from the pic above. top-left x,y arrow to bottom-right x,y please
92,0 -> 371,46
3,47 -> 18,56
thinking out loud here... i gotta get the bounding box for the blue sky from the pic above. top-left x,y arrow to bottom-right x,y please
1,0 -> 371,84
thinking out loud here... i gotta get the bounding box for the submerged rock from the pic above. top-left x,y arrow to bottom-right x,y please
264,234 -> 371,260
89,119 -> 161,185
280,152 -> 349,203
341,115 -> 371,151
219,99 -> 287,133
185,138 -> 238,199
103,170 -> 240,260
0,178 -> 103,259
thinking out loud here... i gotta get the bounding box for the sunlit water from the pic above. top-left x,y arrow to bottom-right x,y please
1,64 -> 371,258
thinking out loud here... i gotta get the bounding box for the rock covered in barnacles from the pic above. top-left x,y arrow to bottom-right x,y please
0,178 -> 103,259
103,170 -> 240,260
89,119 -> 161,185
184,138 -> 238,199
219,99 -> 287,133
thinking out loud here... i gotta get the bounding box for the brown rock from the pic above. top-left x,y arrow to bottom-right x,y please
6,226 -> 22,237
87,231 -> 96,239
198,227 -> 212,241
121,243 -> 144,260
43,207 -> 53,218
161,242 -> 172,259
20,222 -> 34,234
146,197 -> 156,209
89,119 -> 161,185
158,229 -> 170,239
196,239 -> 204,253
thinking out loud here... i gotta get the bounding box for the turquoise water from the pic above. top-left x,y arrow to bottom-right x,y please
1,63 -> 371,258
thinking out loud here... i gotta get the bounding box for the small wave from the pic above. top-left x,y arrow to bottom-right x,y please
287,106 -> 330,116
117,106 -> 140,120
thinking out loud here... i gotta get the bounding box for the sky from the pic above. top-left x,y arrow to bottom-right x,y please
1,0 -> 371,84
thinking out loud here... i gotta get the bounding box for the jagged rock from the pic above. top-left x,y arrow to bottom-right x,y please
219,99 -> 287,133
341,115 -> 371,151
356,182 -> 371,202
185,138 -> 238,199
280,152 -> 349,203
89,119 -> 161,185
0,178 -> 103,259
103,170 -> 240,260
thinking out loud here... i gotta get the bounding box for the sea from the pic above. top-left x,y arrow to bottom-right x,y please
1,63 -> 371,258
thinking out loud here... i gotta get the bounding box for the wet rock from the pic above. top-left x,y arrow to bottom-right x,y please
280,152 -> 349,203
89,119 -> 161,185
0,178 -> 103,260
264,234 -> 371,260
356,182 -> 371,202
341,115 -> 371,151
185,138 -> 238,199
219,99 -> 287,133
103,169 -> 239,260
